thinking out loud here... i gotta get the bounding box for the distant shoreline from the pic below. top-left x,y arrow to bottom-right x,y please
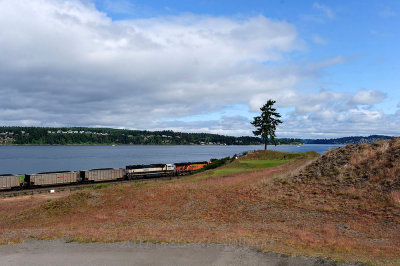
0,143 -> 336,147
0,144 -> 254,146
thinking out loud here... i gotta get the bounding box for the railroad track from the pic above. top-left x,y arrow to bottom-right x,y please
0,175 -> 180,197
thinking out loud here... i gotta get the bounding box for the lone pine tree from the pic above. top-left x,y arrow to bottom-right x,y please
251,100 -> 283,150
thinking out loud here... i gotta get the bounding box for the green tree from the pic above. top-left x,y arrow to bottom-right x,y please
251,99 -> 283,150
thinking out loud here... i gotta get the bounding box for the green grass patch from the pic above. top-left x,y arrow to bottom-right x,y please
237,159 -> 290,169
70,186 -> 85,191
92,184 -> 110,190
212,168 -> 248,175
242,150 -> 319,160
184,150 -> 319,181
198,159 -> 291,178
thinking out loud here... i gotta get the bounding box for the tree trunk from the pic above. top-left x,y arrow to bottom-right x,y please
264,138 -> 268,150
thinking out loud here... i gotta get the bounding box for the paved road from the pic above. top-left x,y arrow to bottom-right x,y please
0,239 -> 364,266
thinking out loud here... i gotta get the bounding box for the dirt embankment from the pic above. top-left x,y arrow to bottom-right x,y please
291,138 -> 400,192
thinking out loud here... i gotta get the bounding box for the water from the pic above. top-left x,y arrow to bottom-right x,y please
0,144 -> 342,174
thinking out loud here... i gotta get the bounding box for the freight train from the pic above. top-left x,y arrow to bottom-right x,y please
0,161 -> 210,190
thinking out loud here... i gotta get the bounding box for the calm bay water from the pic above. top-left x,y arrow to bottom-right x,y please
0,144 -> 342,174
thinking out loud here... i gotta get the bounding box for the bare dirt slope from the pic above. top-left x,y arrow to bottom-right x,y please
291,139 -> 400,192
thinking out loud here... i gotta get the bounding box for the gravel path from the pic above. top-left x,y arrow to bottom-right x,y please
0,239 -> 364,266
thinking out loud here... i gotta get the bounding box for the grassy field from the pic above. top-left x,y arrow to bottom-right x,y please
0,146 -> 399,265
197,159 -> 290,177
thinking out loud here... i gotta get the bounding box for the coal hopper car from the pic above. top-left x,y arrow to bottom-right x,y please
0,174 -> 24,190
80,168 -> 125,183
26,171 -> 79,187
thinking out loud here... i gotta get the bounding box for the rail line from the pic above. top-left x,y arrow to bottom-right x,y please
0,175 -> 180,197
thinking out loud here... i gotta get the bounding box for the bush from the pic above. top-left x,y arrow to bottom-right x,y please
203,156 -> 231,170
193,156 -> 231,174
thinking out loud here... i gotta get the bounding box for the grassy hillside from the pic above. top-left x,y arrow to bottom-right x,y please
1,143 -> 399,265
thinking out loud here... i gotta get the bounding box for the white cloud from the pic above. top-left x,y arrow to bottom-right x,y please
350,89 -> 386,105
305,56 -> 347,71
379,8 -> 396,18
274,88 -> 397,138
312,2 -> 334,20
160,116 -> 253,136
0,0 -> 302,131
312,34 -> 327,45
347,109 -> 384,122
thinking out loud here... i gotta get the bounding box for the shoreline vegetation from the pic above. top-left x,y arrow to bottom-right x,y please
0,126 -> 263,146
0,126 -> 395,146
0,143 -> 305,146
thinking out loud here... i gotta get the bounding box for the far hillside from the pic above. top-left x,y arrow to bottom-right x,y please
1,126 -> 394,145
0,126 -> 302,145
0,126 -> 263,145
303,134 -> 395,144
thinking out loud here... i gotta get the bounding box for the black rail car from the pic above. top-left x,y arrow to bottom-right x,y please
0,174 -> 24,190
80,168 -> 125,183
26,171 -> 79,187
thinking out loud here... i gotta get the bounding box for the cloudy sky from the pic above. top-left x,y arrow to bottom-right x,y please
0,0 -> 399,138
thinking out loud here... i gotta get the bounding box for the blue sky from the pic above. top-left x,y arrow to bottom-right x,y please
0,0 -> 399,138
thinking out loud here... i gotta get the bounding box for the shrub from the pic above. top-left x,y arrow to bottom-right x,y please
193,156 -> 231,174
93,184 -> 110,190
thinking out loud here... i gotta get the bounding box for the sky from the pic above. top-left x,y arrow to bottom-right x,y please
0,0 -> 399,138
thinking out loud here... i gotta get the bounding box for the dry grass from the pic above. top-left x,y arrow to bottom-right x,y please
1,145 -> 399,265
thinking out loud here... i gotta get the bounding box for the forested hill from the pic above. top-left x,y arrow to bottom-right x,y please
0,126 -> 269,145
303,135 -> 395,144
1,127 -> 393,145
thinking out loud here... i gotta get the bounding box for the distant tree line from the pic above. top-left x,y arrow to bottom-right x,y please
1,127 -> 391,145
0,126 -> 266,145
303,135 -> 395,144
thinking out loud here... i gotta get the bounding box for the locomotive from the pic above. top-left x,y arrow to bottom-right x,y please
0,161 -> 210,190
